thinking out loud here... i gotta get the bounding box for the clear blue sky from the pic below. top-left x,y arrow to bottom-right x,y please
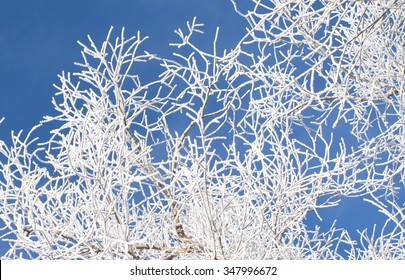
0,0 -> 388,258
0,0 -> 245,134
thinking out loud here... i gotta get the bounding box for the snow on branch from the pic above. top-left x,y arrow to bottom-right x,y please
0,0 -> 404,259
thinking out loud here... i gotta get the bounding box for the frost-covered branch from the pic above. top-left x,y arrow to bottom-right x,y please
1,0 -> 404,259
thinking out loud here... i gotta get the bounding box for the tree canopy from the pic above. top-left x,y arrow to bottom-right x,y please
1,0 -> 404,259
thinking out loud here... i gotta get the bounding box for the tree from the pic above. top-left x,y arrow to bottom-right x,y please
1,0 -> 404,259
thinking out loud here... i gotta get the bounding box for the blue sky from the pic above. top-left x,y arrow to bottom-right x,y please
0,0 -> 245,134
0,0 -> 391,258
